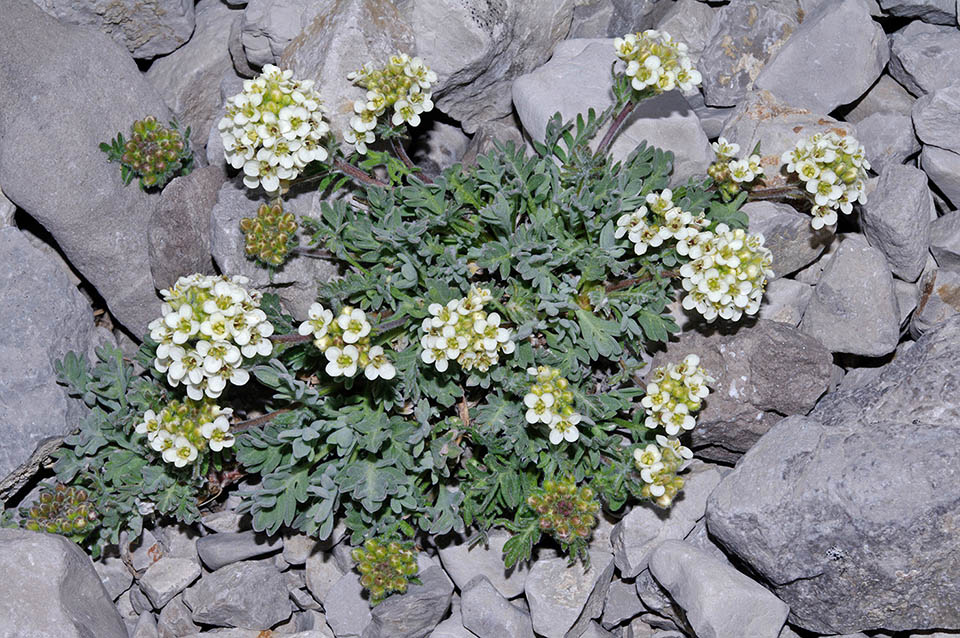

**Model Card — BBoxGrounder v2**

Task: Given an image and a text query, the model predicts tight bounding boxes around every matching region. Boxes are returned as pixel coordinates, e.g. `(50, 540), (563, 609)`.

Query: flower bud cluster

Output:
(149, 274), (273, 400)
(640, 354), (712, 436)
(419, 288), (516, 373)
(527, 477), (600, 549)
(220, 64), (330, 194)
(678, 224), (774, 322)
(135, 398), (235, 468)
(118, 116), (191, 189)
(781, 131), (870, 230)
(613, 30), (702, 94)
(351, 538), (419, 604)
(524, 366), (583, 445)
(615, 189), (706, 256)
(345, 53), (437, 154)
(21, 484), (98, 541)
(240, 202), (298, 267)
(708, 137), (764, 200)
(298, 304), (396, 380)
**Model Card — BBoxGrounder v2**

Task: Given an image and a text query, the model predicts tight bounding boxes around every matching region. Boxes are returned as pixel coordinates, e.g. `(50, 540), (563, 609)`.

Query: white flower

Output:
(201, 416), (235, 452)
(524, 392), (555, 425)
(337, 308), (371, 344)
(634, 443), (663, 470)
(548, 413), (581, 445)
(391, 100), (421, 127)
(325, 345), (360, 377)
(344, 128), (375, 155)
(299, 302), (334, 338)
(364, 345), (396, 380)
(165, 436), (198, 468)
(135, 410), (159, 437)
(656, 435), (693, 460)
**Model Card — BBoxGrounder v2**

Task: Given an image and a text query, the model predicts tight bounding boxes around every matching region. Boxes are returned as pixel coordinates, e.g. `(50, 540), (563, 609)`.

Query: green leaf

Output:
(575, 308), (623, 360)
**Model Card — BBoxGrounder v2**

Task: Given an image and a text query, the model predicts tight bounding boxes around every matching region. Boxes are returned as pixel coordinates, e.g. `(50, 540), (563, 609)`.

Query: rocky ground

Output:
(1, 0), (959, 637)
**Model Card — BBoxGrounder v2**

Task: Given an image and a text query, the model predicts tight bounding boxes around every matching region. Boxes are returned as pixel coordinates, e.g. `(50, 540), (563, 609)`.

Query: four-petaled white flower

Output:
(524, 392), (555, 425)
(364, 345), (396, 381)
(548, 413), (581, 445)
(325, 345), (360, 377)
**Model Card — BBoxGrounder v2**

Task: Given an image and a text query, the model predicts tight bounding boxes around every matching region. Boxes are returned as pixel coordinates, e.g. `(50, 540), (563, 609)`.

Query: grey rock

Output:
(461, 575), (534, 638)
(32, 0), (195, 59)
(0, 1), (172, 336)
(698, 0), (802, 107)
(914, 82), (960, 154)
(911, 268), (960, 336)
(196, 530), (283, 571)
(140, 557), (202, 609)
(0, 187), (14, 227)
(568, 0), (614, 39)
(429, 601), (477, 638)
(154, 523), (201, 563)
(413, 122), (471, 174)
(130, 583), (153, 614)
(857, 112), (920, 172)
(182, 559), (291, 628)
(755, 0), (888, 113)
(635, 568), (688, 629)
(581, 621), (616, 638)
(922, 145), (960, 207)
(601, 579), (644, 629)
(305, 550), (343, 602)
(682, 518), (729, 563)
(291, 587), (322, 611)
(201, 509), (251, 534)
(879, 0), (957, 23)
(323, 571), (372, 638)
(889, 21), (960, 96)
(238, 0), (311, 68)
(744, 201), (831, 276)
(608, 0), (677, 35)
(93, 553), (134, 601)
(525, 550), (615, 638)
(655, 0), (718, 64)
(845, 74), (917, 123)
(758, 277), (813, 326)
(512, 39), (713, 183)
(131, 612), (159, 638)
(228, 10), (257, 78)
(800, 236), (901, 356)
(437, 530), (529, 599)
(284, 533), (322, 565)
(649, 540), (789, 638)
(930, 210), (960, 269)
(683, 89), (736, 139)
(894, 278), (920, 325)
(157, 595), (199, 638)
(0, 529), (127, 638)
(860, 165), (933, 281)
(625, 618), (657, 638)
(362, 566), (454, 638)
(649, 319), (834, 462)
(460, 115), (528, 167)
(611, 462), (723, 577)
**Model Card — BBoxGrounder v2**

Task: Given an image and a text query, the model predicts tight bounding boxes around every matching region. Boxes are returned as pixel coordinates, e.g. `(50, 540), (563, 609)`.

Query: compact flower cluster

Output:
(240, 202), (298, 267)
(345, 53), (437, 154)
(613, 30), (702, 94)
(21, 485), (99, 542)
(149, 274), (273, 400)
(527, 477), (600, 551)
(523, 366), (584, 445)
(298, 304), (395, 380)
(419, 288), (516, 373)
(678, 224), (774, 322)
(615, 189), (707, 256)
(100, 116), (192, 190)
(135, 398), (235, 467)
(220, 64), (330, 194)
(351, 538), (419, 604)
(781, 131), (870, 230)
(708, 138), (765, 201)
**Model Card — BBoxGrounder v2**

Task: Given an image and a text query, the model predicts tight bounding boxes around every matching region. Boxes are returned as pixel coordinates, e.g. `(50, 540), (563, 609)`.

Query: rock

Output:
(362, 566), (454, 638)
(93, 552), (134, 601)
(182, 559), (291, 628)
(758, 278), (813, 326)
(889, 21), (960, 96)
(648, 540), (789, 638)
(525, 550), (615, 638)
(154, 523), (201, 563)
(430, 601), (477, 638)
(32, 0), (195, 59)
(860, 165), (933, 281)
(437, 530), (529, 599)
(305, 550), (343, 602)
(913, 82), (960, 153)
(148, 166), (221, 290)
(580, 621), (616, 638)
(411, 121), (471, 175)
(568, 0), (614, 39)
(625, 618), (657, 638)
(930, 210), (960, 269)
(634, 569), (687, 632)
(157, 594), (199, 638)
(0, 529), (127, 638)
(146, 0), (243, 150)
(284, 533), (322, 565)
(649, 319), (834, 462)
(845, 75), (917, 123)
(0, 187), (15, 227)
(706, 411), (960, 632)
(800, 236), (901, 356)
(140, 557), (202, 609)
(196, 530), (283, 571)
(601, 579), (644, 629)
(323, 571), (373, 638)
(411, 0), (575, 134)
(131, 612), (160, 638)
(238, 0), (307, 67)
(655, 0), (718, 64)
(857, 112), (920, 173)
(512, 39), (712, 182)
(682, 519), (729, 563)
(608, 0), (677, 35)
(201, 509), (251, 534)
(130, 583), (153, 614)
(0, 1), (173, 336)
(697, 0), (801, 107)
(755, 0), (888, 113)
(744, 201), (831, 276)
(0, 227), (102, 481)
(911, 268), (960, 336)
(921, 145), (960, 207)
(895, 278), (920, 325)
(878, 0), (957, 23)
(461, 575), (535, 638)
(460, 116), (528, 167)
(611, 462), (724, 577)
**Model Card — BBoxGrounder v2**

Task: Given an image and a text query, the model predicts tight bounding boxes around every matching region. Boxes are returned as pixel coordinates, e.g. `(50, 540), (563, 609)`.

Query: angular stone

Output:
(634, 569), (687, 632)
(305, 550), (343, 602)
(182, 559), (291, 628)
(412, 121), (471, 175)
(525, 550), (615, 638)
(362, 566), (454, 638)
(649, 541), (789, 638)
(154, 524), (201, 564)
(0, 186), (14, 227)
(922, 145), (960, 207)
(626, 618), (657, 638)
(513, 39), (712, 182)
(894, 278), (920, 326)
(284, 533), (322, 565)
(93, 553), (134, 601)
(860, 165), (933, 281)
(201, 509), (251, 534)
(437, 530), (529, 599)
(461, 575), (535, 638)
(581, 621), (616, 638)
(856, 112), (920, 173)
(601, 579), (644, 629)
(196, 530), (283, 571)
(930, 210), (960, 270)
(889, 21), (960, 96)
(140, 557), (202, 609)
(0, 529), (127, 638)
(323, 571), (372, 637)
(239, 0), (309, 68)
(655, 0), (718, 64)
(913, 82), (960, 154)
(744, 201), (831, 276)
(698, 0), (801, 107)
(157, 594), (199, 638)
(568, 0), (615, 39)
(683, 89), (736, 139)
(460, 116), (528, 168)
(878, 0), (957, 23)
(130, 583), (153, 614)
(911, 267), (960, 336)
(758, 278), (813, 327)
(755, 0), (888, 113)
(800, 236), (900, 356)
(607, 0), (677, 35)
(131, 612), (159, 638)
(845, 75), (917, 123)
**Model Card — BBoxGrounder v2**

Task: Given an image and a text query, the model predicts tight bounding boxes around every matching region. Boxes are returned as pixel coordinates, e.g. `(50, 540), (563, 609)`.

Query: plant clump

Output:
(351, 537), (420, 604)
(240, 201), (299, 267)
(100, 116), (193, 190)
(21, 484), (99, 543)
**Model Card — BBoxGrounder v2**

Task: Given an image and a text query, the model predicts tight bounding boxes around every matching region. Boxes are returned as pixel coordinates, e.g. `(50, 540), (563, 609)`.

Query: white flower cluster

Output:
(149, 274), (273, 400)
(298, 304), (395, 380)
(678, 224), (774, 322)
(523, 366), (584, 445)
(420, 287), (515, 373)
(614, 30), (702, 94)
(135, 399), (235, 468)
(615, 189), (706, 256)
(711, 137), (764, 183)
(219, 64), (330, 194)
(345, 53), (437, 154)
(781, 131), (870, 230)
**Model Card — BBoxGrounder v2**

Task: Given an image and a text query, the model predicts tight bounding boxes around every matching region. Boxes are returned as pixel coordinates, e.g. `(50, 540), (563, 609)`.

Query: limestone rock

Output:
(461, 575), (534, 638)
(239, 0), (311, 69)
(182, 559), (292, 628)
(744, 201), (831, 276)
(921, 145), (960, 208)
(758, 278), (813, 327)
(929, 210), (960, 270)
(856, 112), (920, 173)
(913, 82), (960, 153)
(911, 268), (960, 336)
(889, 21), (960, 96)
(362, 566), (454, 638)
(601, 579), (644, 629)
(844, 74), (917, 123)
(157, 594), (199, 638)
(524, 551), (615, 638)
(322, 571), (372, 638)
(878, 0), (957, 24)
(196, 530), (282, 571)
(139, 557), (202, 609)
(860, 165), (933, 281)
(437, 530), (529, 599)
(655, 0), (718, 65)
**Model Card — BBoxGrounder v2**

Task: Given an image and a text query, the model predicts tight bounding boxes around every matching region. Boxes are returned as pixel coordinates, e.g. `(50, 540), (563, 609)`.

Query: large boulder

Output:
(845, 74), (916, 123)
(182, 559), (292, 628)
(0, 0), (172, 336)
(855, 112), (920, 173)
